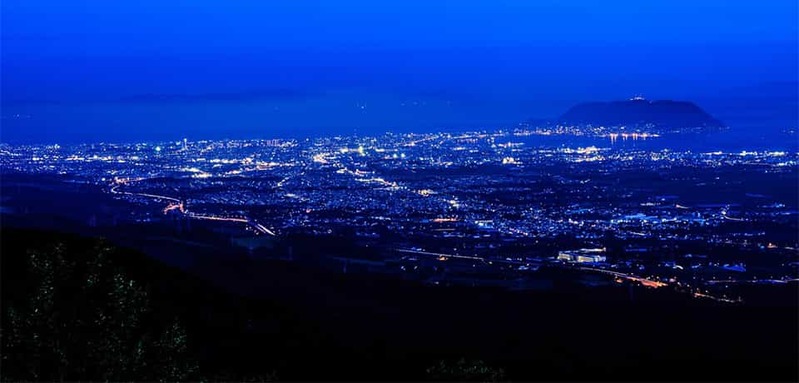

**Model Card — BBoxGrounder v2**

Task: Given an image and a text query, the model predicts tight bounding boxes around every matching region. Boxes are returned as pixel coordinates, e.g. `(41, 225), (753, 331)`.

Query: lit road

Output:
(110, 184), (180, 203)
(578, 266), (668, 288)
(185, 213), (276, 236)
(705, 279), (794, 285)
(396, 248), (486, 262)
(395, 248), (534, 267)
(110, 182), (276, 236)
(721, 212), (745, 221)
(579, 267), (745, 303)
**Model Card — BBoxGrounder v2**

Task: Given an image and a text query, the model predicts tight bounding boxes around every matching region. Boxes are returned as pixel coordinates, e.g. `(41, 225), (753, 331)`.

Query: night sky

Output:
(2, 0), (797, 144)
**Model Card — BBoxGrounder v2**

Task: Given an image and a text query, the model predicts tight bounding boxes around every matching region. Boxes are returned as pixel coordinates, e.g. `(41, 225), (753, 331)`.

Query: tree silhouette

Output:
(426, 358), (506, 382)
(2, 240), (198, 381)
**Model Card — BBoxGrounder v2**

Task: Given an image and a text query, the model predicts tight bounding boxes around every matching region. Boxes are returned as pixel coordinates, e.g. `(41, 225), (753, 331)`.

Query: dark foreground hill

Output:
(2, 228), (797, 381)
(558, 98), (724, 130)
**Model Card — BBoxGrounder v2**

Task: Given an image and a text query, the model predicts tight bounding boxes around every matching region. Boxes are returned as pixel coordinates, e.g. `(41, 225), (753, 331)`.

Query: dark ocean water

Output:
(1, 90), (796, 151)
(0, 91), (527, 145)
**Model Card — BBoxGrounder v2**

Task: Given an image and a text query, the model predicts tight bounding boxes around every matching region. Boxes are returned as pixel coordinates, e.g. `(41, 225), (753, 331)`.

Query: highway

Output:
(185, 213), (276, 236)
(396, 248), (487, 262)
(109, 181), (276, 236)
(395, 248), (539, 267)
(110, 184), (181, 203)
(579, 266), (745, 303)
(399, 249), (677, 290)
(578, 266), (668, 288)
(705, 279), (794, 285)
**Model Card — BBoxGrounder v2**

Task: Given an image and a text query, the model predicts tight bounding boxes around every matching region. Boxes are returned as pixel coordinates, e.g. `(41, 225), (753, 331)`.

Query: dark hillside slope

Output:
(2, 228), (796, 381)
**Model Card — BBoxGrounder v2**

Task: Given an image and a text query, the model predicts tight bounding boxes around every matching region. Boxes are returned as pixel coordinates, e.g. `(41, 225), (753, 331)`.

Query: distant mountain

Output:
(120, 89), (311, 103)
(557, 98), (724, 130)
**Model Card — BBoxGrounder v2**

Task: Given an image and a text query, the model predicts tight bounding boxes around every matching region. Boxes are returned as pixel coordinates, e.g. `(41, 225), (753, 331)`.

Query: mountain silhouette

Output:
(558, 98), (724, 130)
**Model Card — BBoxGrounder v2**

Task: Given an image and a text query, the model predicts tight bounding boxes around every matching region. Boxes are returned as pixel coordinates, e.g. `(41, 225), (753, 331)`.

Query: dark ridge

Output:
(557, 98), (725, 130)
(2, 227), (797, 381)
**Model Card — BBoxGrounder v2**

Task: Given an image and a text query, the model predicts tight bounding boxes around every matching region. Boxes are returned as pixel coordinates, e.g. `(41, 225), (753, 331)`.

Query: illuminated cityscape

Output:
(2, 0), (797, 380)
(2, 128), (797, 304)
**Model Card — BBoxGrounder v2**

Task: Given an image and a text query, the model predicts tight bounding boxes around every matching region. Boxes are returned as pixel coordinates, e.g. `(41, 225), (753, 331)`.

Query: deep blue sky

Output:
(2, 0), (797, 144)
